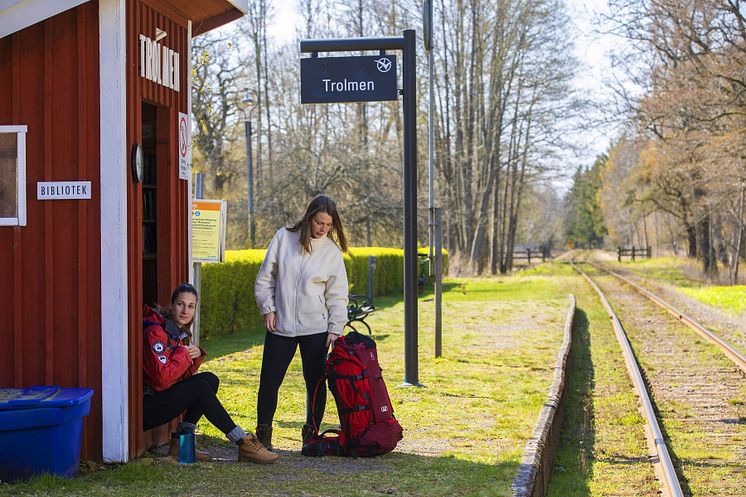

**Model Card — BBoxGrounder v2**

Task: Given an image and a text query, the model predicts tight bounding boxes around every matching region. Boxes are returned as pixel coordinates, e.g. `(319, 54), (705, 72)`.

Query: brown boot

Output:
(168, 437), (212, 462)
(255, 424), (273, 451)
(238, 434), (279, 464)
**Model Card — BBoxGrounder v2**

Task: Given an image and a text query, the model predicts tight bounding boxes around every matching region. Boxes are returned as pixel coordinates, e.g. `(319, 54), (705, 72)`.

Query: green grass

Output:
(2, 275), (573, 497)
(610, 256), (704, 288)
(678, 285), (746, 316)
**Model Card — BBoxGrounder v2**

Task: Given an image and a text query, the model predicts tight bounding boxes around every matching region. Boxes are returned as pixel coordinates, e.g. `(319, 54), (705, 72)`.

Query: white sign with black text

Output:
(37, 181), (92, 200)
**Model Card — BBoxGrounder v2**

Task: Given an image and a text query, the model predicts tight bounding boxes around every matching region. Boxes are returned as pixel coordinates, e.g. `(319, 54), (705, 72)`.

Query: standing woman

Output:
(143, 283), (278, 464)
(254, 195), (349, 450)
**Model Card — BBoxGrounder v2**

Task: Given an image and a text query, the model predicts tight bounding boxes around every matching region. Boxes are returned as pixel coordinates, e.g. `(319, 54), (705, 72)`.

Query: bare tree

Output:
(606, 0), (746, 280)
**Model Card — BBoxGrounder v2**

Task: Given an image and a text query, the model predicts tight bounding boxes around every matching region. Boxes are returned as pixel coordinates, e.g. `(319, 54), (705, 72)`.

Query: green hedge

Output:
(199, 246), (448, 340)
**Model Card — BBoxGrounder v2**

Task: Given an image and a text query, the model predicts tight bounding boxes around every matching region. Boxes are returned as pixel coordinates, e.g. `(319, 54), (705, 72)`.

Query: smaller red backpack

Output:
(302, 332), (403, 457)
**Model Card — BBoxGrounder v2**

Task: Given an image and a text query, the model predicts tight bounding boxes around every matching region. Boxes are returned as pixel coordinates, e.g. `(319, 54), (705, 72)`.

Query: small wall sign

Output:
(37, 181), (92, 200)
(178, 112), (190, 180)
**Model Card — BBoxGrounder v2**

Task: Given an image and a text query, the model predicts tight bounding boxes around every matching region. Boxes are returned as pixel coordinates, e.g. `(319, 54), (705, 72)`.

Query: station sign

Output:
(301, 55), (398, 104)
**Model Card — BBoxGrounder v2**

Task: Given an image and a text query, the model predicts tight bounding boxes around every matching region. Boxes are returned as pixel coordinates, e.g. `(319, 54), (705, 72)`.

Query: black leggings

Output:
(143, 372), (237, 435)
(257, 332), (328, 428)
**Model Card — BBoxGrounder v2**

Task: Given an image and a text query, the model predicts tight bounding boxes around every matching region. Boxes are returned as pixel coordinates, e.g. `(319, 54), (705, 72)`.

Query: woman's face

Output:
(310, 211), (333, 239)
(171, 292), (197, 327)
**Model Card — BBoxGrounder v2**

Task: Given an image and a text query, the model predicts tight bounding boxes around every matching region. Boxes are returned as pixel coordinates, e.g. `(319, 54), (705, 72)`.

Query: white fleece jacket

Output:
(254, 228), (349, 337)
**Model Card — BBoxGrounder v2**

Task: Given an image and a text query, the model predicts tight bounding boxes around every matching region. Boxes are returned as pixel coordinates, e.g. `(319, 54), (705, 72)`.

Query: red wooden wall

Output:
(0, 3), (103, 461)
(126, 0), (191, 457)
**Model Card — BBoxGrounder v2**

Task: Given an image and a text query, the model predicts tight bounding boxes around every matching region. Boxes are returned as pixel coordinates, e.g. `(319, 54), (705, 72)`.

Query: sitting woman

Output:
(143, 283), (278, 464)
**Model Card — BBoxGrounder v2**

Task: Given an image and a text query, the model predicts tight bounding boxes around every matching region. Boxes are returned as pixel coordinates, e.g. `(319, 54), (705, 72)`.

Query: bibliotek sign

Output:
(301, 55), (398, 103)
(37, 181), (91, 200)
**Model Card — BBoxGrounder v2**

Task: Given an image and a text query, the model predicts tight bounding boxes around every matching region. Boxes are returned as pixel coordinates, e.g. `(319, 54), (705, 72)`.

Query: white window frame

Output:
(0, 125), (27, 227)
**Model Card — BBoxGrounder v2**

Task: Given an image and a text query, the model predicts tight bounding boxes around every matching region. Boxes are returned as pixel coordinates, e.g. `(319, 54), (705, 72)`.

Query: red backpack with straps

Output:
(302, 332), (403, 457)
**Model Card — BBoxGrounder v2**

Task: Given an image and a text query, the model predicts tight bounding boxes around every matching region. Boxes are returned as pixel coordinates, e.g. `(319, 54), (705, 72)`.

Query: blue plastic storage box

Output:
(0, 386), (94, 482)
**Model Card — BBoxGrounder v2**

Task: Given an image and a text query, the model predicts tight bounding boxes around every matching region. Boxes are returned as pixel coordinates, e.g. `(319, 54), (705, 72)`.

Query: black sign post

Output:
(301, 31), (421, 387)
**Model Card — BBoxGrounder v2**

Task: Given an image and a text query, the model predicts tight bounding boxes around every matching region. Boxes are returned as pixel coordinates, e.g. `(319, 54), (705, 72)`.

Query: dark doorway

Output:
(142, 102), (158, 307)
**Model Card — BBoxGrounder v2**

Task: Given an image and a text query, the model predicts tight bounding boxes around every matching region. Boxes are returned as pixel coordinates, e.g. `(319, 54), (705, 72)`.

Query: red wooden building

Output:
(0, 0), (245, 462)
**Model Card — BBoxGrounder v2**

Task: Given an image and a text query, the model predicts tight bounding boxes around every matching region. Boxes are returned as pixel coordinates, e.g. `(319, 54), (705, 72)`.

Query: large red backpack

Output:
(302, 332), (403, 457)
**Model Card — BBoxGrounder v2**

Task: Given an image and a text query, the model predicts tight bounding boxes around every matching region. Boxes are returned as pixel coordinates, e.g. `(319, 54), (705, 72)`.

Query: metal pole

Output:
(367, 255), (376, 307)
(402, 29), (419, 386)
(192, 172), (204, 346)
(427, 0), (435, 278)
(434, 207), (442, 358)
(245, 118), (255, 247)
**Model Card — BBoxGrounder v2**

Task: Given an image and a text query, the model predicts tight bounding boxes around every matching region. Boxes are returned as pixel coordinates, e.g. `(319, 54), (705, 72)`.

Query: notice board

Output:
(192, 199), (227, 262)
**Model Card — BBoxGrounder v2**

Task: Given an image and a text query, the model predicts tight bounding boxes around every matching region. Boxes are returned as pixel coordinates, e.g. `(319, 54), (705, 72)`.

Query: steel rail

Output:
(589, 262), (746, 374)
(571, 262), (684, 497)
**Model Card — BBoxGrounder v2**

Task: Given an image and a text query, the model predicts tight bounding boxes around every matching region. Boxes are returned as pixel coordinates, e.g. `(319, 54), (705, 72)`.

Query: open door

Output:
(142, 102), (158, 308)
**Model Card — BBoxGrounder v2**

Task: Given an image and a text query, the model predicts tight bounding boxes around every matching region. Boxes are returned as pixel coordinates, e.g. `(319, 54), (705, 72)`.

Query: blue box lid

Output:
(0, 386), (93, 410)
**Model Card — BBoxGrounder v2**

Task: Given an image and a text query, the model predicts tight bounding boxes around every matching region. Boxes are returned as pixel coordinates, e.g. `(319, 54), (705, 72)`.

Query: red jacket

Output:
(143, 305), (205, 391)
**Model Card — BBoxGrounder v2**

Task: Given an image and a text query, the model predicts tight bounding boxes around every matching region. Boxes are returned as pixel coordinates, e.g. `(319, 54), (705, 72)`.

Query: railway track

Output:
(571, 262), (745, 497)
(588, 261), (746, 374)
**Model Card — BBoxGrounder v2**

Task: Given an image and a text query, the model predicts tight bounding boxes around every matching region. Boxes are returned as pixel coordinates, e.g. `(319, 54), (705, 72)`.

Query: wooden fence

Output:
(617, 246), (652, 262)
(513, 248), (550, 264)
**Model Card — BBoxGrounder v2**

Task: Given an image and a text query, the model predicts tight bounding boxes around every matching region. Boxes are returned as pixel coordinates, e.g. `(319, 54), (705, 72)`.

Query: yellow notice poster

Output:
(192, 200), (226, 262)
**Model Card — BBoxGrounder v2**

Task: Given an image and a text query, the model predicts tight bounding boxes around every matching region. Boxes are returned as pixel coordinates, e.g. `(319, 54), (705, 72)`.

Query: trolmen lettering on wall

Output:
(138, 34), (180, 92)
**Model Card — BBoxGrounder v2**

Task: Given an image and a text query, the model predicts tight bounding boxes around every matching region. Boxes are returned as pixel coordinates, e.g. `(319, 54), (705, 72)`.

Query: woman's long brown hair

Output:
(288, 194), (348, 254)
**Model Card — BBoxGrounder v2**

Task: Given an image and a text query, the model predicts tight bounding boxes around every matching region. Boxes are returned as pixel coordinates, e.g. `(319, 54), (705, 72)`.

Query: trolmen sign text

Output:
(301, 55), (397, 103)
(139, 34), (180, 92)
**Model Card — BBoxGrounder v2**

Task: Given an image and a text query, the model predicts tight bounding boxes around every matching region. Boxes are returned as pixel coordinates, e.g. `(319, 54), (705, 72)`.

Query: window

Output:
(0, 125), (27, 226)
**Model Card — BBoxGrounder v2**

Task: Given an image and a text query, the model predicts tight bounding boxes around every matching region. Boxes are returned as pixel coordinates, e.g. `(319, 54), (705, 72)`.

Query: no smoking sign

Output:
(178, 112), (190, 180)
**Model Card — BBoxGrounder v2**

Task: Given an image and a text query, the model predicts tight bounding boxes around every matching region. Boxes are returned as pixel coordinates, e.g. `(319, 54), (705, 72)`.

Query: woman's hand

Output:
(184, 344), (202, 359)
(264, 311), (277, 332)
(326, 333), (340, 348)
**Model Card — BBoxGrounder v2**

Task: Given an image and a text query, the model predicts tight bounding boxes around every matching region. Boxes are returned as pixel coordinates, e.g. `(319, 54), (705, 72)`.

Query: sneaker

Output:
(168, 437), (212, 462)
(238, 434), (279, 464)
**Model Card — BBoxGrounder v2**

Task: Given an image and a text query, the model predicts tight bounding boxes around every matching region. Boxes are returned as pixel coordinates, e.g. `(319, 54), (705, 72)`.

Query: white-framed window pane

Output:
(0, 132), (18, 219)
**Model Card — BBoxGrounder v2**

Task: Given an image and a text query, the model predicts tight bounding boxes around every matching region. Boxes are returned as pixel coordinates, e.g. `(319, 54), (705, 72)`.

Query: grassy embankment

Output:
(4, 272), (574, 497)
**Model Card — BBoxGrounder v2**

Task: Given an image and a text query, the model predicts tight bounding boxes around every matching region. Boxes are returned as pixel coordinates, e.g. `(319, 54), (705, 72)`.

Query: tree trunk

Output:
(729, 186), (744, 285)
(687, 224), (697, 257)
(698, 215), (716, 279)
